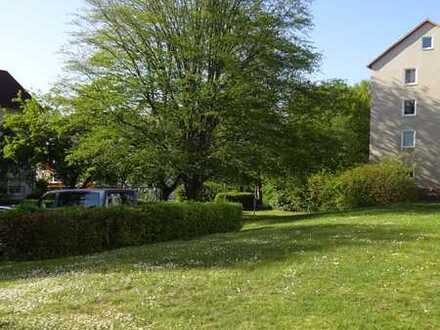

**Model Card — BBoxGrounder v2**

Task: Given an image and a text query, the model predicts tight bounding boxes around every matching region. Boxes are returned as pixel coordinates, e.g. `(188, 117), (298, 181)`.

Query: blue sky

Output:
(1, 1), (440, 92)
(311, 0), (440, 83)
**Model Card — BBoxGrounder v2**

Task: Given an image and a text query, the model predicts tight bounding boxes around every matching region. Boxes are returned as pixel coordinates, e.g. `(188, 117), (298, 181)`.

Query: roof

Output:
(0, 70), (31, 109)
(368, 19), (438, 69)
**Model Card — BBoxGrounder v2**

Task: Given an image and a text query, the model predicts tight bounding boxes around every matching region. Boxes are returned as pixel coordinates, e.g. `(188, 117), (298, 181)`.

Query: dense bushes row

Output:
(0, 202), (242, 260)
(266, 159), (418, 211)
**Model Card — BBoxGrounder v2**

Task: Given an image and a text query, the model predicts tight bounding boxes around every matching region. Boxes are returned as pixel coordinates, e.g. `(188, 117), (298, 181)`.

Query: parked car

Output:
(0, 205), (14, 212)
(39, 189), (138, 209)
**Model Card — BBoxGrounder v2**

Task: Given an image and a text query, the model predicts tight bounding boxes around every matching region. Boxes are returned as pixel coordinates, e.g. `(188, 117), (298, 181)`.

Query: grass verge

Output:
(2, 203), (440, 329)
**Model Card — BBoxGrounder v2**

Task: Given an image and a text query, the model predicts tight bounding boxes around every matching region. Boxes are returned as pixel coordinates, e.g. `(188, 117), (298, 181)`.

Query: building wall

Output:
(370, 22), (440, 190)
(0, 167), (34, 201)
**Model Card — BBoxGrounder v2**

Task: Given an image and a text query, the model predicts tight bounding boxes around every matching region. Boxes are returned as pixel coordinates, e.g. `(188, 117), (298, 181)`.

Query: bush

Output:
(306, 159), (418, 211)
(176, 182), (238, 202)
(215, 192), (256, 210)
(0, 202), (242, 261)
(306, 171), (339, 211)
(263, 178), (307, 212)
(15, 199), (40, 213)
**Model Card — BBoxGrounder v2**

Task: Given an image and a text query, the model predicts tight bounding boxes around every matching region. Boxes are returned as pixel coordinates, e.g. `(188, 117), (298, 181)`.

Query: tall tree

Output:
(280, 79), (371, 180)
(67, 0), (318, 200)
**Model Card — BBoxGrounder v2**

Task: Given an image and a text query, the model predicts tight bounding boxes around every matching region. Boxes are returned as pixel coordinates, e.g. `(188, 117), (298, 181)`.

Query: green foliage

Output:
(215, 192), (256, 211)
(1, 98), (88, 187)
(176, 182), (238, 202)
(306, 172), (340, 211)
(14, 200), (41, 214)
(64, 0), (318, 200)
(0, 202), (242, 260)
(263, 80), (372, 211)
(278, 80), (371, 181)
(306, 159), (418, 211)
(262, 179), (306, 212)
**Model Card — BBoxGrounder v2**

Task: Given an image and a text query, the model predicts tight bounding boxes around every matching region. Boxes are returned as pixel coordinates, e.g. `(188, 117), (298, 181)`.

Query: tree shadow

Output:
(243, 203), (440, 225)
(1, 210), (435, 281)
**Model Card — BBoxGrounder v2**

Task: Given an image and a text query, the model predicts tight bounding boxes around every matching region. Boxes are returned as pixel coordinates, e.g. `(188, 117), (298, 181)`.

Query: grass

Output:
(2, 204), (440, 329)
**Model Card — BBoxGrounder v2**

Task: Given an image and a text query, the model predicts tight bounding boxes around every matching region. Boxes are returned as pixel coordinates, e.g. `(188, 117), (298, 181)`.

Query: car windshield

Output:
(58, 192), (101, 207)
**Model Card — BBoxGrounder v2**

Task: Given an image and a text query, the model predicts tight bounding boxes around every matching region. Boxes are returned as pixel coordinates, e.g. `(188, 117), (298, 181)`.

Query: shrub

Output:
(0, 202), (242, 260)
(263, 178), (307, 212)
(336, 159), (417, 208)
(15, 199), (40, 213)
(176, 182), (238, 202)
(306, 159), (418, 211)
(306, 172), (339, 211)
(215, 192), (256, 210)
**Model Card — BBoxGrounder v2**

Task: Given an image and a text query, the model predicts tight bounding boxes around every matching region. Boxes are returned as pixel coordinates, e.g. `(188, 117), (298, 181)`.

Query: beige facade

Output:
(369, 20), (440, 190)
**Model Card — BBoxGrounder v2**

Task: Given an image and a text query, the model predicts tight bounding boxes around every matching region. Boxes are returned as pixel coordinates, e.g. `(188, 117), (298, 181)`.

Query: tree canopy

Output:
(64, 0), (319, 199)
(0, 1), (372, 202)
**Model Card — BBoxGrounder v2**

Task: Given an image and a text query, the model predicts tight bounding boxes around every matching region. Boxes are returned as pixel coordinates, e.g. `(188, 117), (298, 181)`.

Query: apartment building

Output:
(369, 19), (440, 192)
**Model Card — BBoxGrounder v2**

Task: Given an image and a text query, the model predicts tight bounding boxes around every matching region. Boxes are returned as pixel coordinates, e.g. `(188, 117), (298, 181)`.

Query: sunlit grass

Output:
(2, 204), (440, 329)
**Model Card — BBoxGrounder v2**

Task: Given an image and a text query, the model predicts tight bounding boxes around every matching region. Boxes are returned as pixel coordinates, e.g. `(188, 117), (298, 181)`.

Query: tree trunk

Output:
(255, 178), (263, 209)
(160, 186), (175, 201)
(158, 177), (181, 201)
(183, 175), (205, 201)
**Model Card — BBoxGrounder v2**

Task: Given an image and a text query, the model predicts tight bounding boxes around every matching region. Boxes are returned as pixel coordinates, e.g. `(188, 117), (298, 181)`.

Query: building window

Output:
(404, 68), (417, 85)
(401, 129), (416, 149)
(402, 99), (417, 117)
(422, 36), (433, 50)
(8, 185), (23, 195)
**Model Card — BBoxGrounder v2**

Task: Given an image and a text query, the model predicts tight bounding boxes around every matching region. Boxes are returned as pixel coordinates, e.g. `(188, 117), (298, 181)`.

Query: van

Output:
(39, 189), (137, 209)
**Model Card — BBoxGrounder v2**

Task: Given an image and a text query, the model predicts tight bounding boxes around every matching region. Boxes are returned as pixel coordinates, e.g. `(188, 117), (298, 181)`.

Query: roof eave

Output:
(367, 19), (438, 69)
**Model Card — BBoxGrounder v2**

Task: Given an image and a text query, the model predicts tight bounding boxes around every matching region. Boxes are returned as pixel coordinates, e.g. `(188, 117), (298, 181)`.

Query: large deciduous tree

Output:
(67, 0), (318, 200)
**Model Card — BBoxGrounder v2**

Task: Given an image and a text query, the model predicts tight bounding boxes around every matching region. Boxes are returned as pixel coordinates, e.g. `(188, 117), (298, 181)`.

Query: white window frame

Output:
(402, 99), (417, 117)
(422, 36), (434, 50)
(7, 185), (23, 195)
(404, 68), (418, 85)
(401, 129), (416, 149)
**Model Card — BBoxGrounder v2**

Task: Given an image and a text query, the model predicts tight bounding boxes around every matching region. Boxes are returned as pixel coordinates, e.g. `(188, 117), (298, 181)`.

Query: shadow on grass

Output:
(243, 203), (440, 225)
(2, 209), (437, 281)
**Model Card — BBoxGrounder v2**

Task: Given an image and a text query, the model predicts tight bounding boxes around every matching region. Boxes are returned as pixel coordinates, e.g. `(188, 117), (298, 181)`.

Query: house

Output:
(0, 70), (33, 201)
(368, 19), (440, 194)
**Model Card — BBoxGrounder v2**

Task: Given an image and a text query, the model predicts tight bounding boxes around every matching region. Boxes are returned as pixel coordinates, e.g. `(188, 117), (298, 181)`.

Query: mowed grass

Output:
(2, 205), (440, 329)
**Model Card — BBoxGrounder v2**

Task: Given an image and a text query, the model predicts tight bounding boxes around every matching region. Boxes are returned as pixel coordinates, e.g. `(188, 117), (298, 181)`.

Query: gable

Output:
(368, 20), (438, 70)
(0, 70), (31, 110)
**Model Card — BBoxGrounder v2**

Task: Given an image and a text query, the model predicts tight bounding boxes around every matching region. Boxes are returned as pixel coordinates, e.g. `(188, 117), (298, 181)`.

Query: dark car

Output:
(39, 189), (138, 209)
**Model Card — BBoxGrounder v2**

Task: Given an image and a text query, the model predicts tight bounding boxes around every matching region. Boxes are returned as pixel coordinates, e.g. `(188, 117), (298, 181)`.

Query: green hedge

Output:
(307, 159), (418, 211)
(0, 202), (242, 261)
(215, 192), (256, 210)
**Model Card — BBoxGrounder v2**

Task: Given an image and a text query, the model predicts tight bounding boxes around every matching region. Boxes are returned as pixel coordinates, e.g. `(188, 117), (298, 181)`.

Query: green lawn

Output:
(2, 204), (440, 329)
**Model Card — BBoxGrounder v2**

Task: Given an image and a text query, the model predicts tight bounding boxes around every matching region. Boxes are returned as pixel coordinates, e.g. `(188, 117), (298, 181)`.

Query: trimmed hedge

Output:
(0, 202), (242, 261)
(215, 192), (256, 210)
